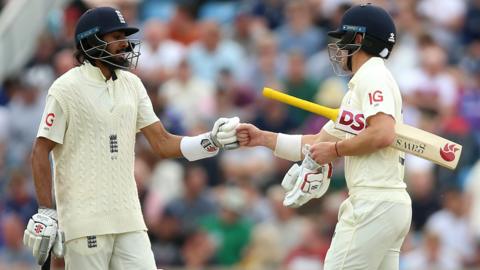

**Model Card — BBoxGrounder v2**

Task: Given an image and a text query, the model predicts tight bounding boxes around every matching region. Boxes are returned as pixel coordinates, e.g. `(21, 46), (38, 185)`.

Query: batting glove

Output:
(282, 145), (333, 208)
(23, 208), (65, 265)
(210, 117), (240, 150)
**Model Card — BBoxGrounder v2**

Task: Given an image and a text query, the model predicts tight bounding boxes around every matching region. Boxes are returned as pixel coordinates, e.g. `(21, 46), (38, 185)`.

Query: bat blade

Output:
(394, 124), (462, 170)
(263, 87), (463, 170)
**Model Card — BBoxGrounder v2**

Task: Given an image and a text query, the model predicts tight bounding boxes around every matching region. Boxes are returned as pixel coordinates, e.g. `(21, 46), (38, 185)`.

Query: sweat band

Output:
(274, 133), (302, 161)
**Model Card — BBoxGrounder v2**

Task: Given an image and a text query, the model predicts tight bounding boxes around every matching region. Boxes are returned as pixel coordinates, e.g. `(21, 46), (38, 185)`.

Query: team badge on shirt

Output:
(110, 134), (119, 160)
(44, 113), (55, 130)
(368, 90), (383, 106)
(45, 113), (55, 126)
(87, 236), (97, 248)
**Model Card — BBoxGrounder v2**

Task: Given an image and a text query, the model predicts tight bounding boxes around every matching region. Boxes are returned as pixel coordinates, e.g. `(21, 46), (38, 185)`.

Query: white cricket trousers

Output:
(324, 190), (412, 270)
(64, 230), (156, 270)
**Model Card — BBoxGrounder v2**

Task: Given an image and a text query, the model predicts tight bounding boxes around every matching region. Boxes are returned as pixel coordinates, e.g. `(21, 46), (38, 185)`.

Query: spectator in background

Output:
(2, 170), (37, 225)
(181, 229), (216, 269)
(283, 219), (330, 270)
(200, 187), (252, 266)
(52, 48), (76, 77)
(137, 19), (185, 87)
(425, 188), (476, 266)
(306, 3), (352, 84)
(231, 11), (264, 57)
(151, 209), (183, 267)
(187, 20), (246, 82)
(385, 0), (422, 84)
(220, 146), (276, 196)
(133, 156), (154, 224)
(1, 0), (480, 269)
(0, 102), (8, 193)
(283, 50), (319, 128)
(401, 230), (461, 270)
(249, 0), (285, 30)
(459, 41), (480, 145)
(6, 78), (44, 168)
(243, 33), (286, 94)
(169, 4), (200, 46)
(0, 214), (36, 270)
(23, 33), (57, 93)
(407, 159), (441, 232)
(275, 0), (325, 58)
(416, 0), (466, 58)
(164, 165), (217, 237)
(400, 42), (458, 126)
(252, 98), (298, 134)
(465, 160), (480, 242)
(159, 58), (217, 131)
(241, 186), (308, 270)
(462, 0), (480, 43)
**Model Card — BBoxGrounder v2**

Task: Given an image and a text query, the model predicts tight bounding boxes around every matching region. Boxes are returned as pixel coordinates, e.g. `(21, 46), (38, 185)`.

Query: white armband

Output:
(274, 133), (302, 161)
(180, 132), (219, 161)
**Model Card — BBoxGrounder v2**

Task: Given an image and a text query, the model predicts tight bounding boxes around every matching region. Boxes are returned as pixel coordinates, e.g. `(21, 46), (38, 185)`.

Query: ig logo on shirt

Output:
(368, 90), (384, 106)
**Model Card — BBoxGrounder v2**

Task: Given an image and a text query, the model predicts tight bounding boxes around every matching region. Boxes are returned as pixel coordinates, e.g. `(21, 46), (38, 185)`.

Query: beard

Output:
(104, 54), (130, 70)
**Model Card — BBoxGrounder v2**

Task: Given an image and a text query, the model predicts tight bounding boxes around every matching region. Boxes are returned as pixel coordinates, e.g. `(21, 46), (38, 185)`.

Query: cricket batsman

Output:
(237, 4), (412, 269)
(23, 7), (239, 270)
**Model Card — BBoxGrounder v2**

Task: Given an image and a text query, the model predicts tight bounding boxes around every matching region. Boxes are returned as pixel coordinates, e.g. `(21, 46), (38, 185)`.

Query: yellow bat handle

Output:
(262, 87), (340, 121)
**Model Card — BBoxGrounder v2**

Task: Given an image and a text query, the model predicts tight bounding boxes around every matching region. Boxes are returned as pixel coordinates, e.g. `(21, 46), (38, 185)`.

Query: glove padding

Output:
(282, 145), (333, 208)
(210, 117), (240, 150)
(23, 208), (65, 265)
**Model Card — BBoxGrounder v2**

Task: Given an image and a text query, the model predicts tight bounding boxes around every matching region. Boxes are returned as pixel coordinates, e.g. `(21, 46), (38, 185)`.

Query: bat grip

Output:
(42, 253), (51, 270)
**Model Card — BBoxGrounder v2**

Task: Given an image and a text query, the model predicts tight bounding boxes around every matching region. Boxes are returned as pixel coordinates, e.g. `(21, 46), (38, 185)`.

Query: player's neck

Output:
(95, 60), (114, 80)
(351, 52), (371, 74)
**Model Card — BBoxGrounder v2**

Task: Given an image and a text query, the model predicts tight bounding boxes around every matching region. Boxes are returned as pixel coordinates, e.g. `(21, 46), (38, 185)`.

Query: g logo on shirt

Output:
(45, 113), (55, 127)
(368, 90), (383, 105)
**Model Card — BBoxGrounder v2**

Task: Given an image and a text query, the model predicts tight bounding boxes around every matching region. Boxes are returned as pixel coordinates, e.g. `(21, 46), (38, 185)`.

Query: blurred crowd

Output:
(1, 0), (480, 269)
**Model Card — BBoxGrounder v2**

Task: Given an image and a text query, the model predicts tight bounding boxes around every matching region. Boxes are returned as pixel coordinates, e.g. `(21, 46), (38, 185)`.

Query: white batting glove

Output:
(52, 230), (65, 258)
(281, 163), (301, 191)
(23, 208), (64, 265)
(210, 117), (240, 150)
(283, 145), (333, 208)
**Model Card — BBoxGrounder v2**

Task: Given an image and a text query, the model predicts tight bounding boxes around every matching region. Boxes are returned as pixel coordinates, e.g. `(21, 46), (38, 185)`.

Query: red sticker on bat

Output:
(439, 143), (459, 162)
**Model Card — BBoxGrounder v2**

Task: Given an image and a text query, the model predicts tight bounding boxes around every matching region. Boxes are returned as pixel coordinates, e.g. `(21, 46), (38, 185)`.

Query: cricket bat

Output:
(263, 87), (462, 170)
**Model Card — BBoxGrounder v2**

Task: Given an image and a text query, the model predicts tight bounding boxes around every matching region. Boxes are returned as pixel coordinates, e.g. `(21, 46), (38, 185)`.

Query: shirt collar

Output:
(80, 62), (108, 82)
(348, 57), (385, 89)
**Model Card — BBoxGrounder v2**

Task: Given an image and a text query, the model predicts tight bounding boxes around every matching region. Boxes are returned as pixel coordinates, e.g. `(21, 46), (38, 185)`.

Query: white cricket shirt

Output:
(324, 57), (408, 199)
(37, 62), (159, 241)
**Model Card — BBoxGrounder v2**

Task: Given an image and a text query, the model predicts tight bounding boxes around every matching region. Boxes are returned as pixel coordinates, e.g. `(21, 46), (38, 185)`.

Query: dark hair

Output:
(73, 38), (98, 66)
(74, 46), (87, 65)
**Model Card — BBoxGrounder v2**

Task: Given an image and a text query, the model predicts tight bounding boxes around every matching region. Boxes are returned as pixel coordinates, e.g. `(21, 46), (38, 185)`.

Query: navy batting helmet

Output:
(326, 3), (396, 75)
(328, 3), (396, 58)
(74, 7), (140, 69)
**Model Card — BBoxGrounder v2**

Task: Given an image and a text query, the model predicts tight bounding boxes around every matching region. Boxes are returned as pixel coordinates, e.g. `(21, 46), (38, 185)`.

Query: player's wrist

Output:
(261, 131), (276, 149)
(38, 207), (57, 220)
(334, 141), (342, 157)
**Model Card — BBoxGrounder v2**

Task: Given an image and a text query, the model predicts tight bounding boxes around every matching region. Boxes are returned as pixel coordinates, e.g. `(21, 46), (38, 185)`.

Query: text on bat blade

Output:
(396, 137), (426, 154)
